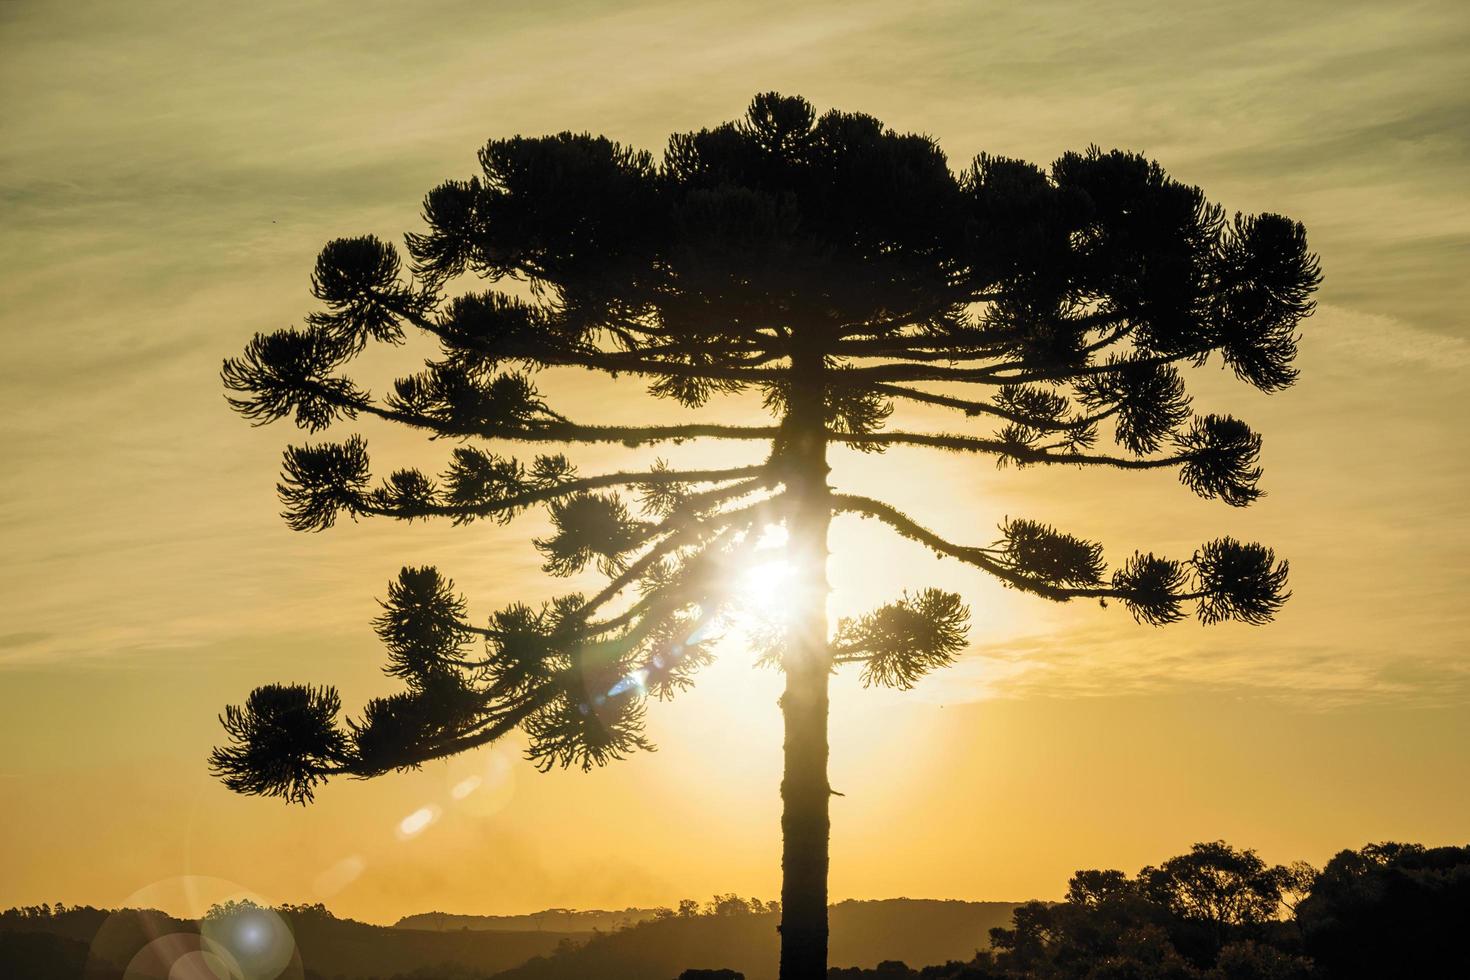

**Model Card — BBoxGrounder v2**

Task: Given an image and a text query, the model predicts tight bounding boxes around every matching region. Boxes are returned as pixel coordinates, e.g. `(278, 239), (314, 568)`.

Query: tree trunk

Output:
(778, 343), (832, 980)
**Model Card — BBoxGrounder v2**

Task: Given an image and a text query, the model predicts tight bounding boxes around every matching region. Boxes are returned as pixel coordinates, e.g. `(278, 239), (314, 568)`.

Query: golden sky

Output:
(1, 0), (1467, 923)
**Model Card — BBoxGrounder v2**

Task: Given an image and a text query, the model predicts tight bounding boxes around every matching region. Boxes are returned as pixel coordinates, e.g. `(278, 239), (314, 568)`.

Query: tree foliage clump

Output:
(826, 841), (1470, 980)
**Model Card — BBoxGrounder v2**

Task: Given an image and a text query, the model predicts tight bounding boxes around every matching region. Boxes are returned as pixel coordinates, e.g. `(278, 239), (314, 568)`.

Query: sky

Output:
(1, 0), (1467, 924)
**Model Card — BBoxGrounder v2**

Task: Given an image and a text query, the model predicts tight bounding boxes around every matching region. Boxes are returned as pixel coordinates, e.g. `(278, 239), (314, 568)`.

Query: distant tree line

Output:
(0, 903), (89, 921)
(656, 896), (781, 919)
(205, 898), (338, 921)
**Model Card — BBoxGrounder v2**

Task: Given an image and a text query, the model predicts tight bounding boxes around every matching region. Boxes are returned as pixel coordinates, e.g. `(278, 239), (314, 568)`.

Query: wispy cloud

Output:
(923, 627), (1470, 711)
(1312, 305), (1470, 370)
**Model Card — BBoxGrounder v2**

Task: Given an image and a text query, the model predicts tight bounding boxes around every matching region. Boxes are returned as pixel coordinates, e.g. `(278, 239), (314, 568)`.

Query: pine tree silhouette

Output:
(211, 93), (1320, 980)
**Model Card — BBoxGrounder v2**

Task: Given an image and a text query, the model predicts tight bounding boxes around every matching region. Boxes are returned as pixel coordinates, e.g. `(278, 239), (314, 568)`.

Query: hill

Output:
(0, 930), (90, 980)
(0, 904), (582, 979)
(491, 900), (1021, 980)
(829, 900), (1023, 967)
(284, 909), (582, 979)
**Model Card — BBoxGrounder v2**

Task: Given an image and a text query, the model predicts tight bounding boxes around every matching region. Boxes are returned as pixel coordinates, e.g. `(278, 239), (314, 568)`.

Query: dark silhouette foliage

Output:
(816, 841), (1468, 980)
(982, 843), (1306, 977)
(0, 930), (88, 980)
(212, 93), (1319, 978)
(1296, 842), (1470, 979)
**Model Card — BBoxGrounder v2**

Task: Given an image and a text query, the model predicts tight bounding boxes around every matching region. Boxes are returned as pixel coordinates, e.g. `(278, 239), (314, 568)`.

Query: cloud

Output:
(1311, 304), (1470, 370)
(1, 0), (1465, 685)
(0, 631), (52, 651)
(921, 624), (1470, 711)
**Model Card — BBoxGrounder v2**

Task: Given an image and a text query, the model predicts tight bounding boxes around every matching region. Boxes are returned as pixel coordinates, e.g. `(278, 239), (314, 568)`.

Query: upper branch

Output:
(389, 294), (788, 383)
(363, 463), (769, 523)
(838, 348), (1205, 386)
(871, 382), (1118, 432)
(831, 430), (1175, 468)
(315, 374), (779, 446)
(832, 413), (1264, 507)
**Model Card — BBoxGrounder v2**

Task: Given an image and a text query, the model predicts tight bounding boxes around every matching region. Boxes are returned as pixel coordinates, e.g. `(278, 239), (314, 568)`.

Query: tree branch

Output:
(832, 430), (1185, 468)
(347, 689), (555, 776)
(842, 348), (1204, 386)
(571, 493), (776, 621)
(870, 382), (1119, 431)
(389, 297), (787, 382)
(829, 493), (1130, 602)
(319, 382), (779, 445)
(364, 464), (769, 522)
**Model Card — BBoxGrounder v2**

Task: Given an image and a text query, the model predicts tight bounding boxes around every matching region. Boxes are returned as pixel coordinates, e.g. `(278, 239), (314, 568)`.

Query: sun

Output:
(735, 523), (797, 617)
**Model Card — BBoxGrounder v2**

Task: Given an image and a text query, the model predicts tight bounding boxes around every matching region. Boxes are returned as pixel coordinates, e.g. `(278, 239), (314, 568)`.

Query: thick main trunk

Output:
(778, 346), (832, 980)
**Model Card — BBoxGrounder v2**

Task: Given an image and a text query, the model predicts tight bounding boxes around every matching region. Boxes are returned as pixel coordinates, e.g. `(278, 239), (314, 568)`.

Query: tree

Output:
(987, 843), (1312, 979)
(1296, 842), (1470, 978)
(210, 93), (1320, 979)
(1272, 861), (1317, 917)
(1138, 842), (1286, 961)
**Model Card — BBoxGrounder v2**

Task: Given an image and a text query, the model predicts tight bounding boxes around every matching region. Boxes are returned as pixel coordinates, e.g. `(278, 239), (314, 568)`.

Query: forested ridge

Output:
(4, 840), (1465, 979)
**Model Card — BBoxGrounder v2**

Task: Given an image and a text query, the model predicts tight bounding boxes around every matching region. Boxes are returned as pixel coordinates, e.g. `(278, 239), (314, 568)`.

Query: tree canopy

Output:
(210, 92), (1320, 979)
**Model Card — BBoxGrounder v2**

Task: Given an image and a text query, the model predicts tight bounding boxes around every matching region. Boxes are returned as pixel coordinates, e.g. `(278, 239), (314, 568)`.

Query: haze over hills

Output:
(395, 908), (662, 933)
(495, 900), (1022, 980)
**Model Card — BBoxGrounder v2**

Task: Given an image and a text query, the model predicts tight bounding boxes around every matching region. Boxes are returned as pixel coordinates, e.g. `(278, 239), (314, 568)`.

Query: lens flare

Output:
(121, 934), (244, 980)
(450, 775), (482, 800)
(445, 749), (516, 818)
(397, 804), (440, 838)
(90, 876), (302, 980)
(199, 904), (297, 980)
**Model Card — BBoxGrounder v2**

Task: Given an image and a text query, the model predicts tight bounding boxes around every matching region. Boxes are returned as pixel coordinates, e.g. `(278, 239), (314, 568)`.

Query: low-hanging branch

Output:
(829, 492), (1119, 601)
(353, 689), (557, 777)
(830, 491), (1288, 629)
